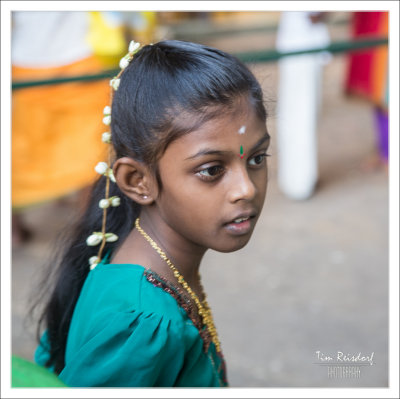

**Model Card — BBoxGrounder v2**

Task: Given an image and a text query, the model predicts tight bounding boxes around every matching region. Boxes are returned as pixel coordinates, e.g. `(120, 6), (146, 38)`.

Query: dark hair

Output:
(36, 40), (267, 373)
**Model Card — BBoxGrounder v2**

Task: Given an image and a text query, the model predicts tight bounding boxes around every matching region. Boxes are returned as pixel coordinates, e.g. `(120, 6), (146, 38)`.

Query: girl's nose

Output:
(228, 167), (257, 203)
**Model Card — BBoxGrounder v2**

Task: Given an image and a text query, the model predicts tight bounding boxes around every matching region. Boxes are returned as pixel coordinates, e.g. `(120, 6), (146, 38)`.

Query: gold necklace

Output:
(135, 217), (221, 353)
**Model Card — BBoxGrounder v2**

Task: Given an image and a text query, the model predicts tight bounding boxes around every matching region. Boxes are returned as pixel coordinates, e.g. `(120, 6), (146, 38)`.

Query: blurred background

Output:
(11, 11), (389, 387)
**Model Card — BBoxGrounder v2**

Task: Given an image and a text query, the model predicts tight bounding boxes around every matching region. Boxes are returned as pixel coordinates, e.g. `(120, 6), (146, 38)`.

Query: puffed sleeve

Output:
(59, 309), (186, 387)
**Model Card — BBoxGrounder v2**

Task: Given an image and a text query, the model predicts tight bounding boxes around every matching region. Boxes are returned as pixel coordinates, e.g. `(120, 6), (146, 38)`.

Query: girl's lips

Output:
(224, 217), (253, 235)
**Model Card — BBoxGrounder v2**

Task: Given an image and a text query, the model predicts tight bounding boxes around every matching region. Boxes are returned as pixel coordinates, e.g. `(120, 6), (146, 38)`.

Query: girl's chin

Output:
(211, 235), (253, 254)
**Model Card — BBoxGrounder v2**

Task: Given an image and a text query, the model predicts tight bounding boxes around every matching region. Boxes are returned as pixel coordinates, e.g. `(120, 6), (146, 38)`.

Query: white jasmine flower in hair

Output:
(103, 105), (111, 115)
(95, 162), (109, 175)
(110, 196), (121, 207)
(119, 55), (131, 70)
(89, 256), (100, 265)
(108, 169), (116, 183)
(86, 233), (103, 246)
(89, 256), (101, 269)
(105, 233), (118, 242)
(99, 199), (110, 209)
(103, 115), (111, 125)
(119, 41), (140, 70)
(110, 77), (120, 91)
(102, 132), (112, 144)
(128, 40), (140, 54)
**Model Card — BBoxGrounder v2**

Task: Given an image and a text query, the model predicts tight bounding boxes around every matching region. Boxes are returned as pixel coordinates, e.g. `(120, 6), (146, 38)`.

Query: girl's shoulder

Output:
(35, 261), (226, 387)
(52, 262), (209, 386)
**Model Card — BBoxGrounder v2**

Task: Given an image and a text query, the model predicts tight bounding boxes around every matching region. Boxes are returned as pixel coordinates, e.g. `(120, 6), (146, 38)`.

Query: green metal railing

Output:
(235, 37), (388, 64)
(11, 37), (388, 90)
(170, 17), (350, 41)
(12, 69), (120, 90)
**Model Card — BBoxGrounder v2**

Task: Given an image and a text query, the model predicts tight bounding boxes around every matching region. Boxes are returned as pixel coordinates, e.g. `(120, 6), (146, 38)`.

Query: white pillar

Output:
(276, 12), (330, 200)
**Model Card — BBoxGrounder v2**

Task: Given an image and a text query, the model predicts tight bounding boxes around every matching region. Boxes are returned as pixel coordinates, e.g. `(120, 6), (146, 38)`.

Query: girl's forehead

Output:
(167, 108), (267, 154)
(171, 95), (256, 133)
(191, 106), (263, 138)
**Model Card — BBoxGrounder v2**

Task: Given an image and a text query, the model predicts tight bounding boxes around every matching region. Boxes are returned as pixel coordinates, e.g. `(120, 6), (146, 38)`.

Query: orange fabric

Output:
(345, 12), (388, 109)
(12, 56), (110, 208)
(370, 12), (388, 105)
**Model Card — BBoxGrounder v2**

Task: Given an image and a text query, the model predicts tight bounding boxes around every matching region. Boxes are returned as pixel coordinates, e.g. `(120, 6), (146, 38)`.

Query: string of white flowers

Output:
(87, 40), (141, 270)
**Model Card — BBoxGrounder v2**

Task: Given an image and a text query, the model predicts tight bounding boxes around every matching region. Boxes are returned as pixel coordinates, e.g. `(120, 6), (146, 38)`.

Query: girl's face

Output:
(154, 104), (269, 254)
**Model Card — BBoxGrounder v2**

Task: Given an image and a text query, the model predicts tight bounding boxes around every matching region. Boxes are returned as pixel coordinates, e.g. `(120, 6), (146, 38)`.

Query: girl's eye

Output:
(196, 165), (225, 181)
(248, 152), (269, 166)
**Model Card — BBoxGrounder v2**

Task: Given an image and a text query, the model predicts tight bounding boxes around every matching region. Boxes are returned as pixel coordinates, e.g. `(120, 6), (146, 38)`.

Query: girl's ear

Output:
(113, 157), (157, 205)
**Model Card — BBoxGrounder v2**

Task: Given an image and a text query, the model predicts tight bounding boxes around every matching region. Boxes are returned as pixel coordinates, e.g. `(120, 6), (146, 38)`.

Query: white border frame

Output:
(2, 1), (399, 398)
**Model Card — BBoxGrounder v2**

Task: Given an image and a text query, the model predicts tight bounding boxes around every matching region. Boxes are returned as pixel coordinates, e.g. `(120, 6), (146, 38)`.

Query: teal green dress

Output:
(35, 259), (228, 387)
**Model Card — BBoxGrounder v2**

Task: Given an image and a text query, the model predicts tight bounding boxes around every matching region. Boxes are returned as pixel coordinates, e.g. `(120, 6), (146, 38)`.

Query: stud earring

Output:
(142, 195), (148, 199)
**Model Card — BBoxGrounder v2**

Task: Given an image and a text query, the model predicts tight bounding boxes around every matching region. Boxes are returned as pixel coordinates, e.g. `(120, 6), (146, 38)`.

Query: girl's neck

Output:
(111, 209), (207, 298)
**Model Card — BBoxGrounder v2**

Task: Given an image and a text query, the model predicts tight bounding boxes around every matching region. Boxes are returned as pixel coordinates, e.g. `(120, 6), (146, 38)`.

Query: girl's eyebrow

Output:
(185, 132), (270, 161)
(250, 132), (270, 152)
(185, 149), (229, 160)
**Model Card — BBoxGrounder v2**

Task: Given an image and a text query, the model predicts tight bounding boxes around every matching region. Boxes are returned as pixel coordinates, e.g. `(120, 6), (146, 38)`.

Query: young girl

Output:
(34, 39), (270, 387)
